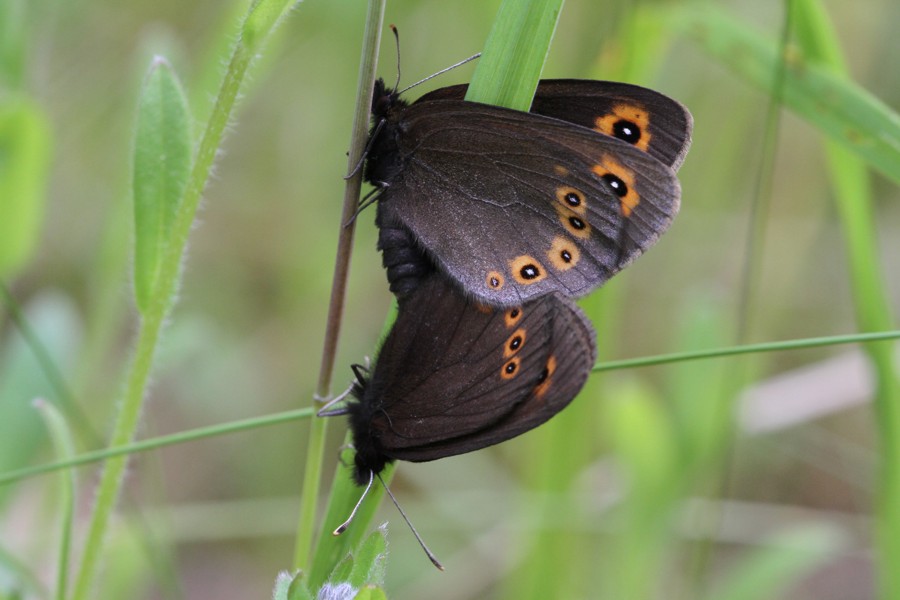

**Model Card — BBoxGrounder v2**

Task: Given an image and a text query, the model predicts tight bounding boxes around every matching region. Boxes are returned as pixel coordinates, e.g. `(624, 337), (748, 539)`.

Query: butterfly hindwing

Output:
(347, 274), (596, 481)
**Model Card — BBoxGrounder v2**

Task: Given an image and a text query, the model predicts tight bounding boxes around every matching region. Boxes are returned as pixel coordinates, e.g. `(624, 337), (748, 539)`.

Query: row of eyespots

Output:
(483, 160), (638, 294)
(483, 190), (588, 293)
(593, 102), (652, 153)
(500, 307), (526, 380)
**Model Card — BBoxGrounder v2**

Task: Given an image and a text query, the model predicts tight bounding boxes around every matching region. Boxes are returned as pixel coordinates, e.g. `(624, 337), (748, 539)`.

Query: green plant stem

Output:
(0, 407), (314, 486)
(4, 328), (893, 489)
(292, 0), (387, 573)
(593, 330), (900, 372)
(70, 312), (163, 600)
(70, 3), (293, 597)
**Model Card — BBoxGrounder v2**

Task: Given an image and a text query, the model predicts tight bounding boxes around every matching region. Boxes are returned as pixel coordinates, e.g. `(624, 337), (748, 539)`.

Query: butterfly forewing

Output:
(377, 102), (681, 306)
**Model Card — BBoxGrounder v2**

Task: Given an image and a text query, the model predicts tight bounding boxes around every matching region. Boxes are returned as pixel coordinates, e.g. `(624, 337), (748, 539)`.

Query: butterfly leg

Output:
(316, 383), (356, 417)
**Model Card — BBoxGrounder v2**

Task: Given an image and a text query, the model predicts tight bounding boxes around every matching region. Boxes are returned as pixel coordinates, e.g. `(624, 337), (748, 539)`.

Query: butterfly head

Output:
(366, 80), (407, 187)
(371, 78), (408, 122)
(347, 367), (393, 485)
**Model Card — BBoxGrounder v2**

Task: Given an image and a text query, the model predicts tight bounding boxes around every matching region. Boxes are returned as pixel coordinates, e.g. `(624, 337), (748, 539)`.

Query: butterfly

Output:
(341, 271), (597, 486)
(365, 79), (692, 306)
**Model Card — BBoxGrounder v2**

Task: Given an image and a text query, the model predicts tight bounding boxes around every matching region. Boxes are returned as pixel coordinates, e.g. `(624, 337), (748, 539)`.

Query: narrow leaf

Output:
(466, 0), (564, 109)
(132, 57), (192, 313)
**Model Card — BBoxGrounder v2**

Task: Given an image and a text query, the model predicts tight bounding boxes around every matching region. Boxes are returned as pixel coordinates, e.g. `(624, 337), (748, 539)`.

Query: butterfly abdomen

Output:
(376, 210), (435, 298)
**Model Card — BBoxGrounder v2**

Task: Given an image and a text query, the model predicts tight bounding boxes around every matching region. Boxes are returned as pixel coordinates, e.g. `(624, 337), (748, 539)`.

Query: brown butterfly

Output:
(365, 79), (692, 305)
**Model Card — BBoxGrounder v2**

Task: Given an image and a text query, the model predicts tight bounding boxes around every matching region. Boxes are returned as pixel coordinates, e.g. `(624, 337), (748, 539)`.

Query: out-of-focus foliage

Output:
(0, 0), (897, 598)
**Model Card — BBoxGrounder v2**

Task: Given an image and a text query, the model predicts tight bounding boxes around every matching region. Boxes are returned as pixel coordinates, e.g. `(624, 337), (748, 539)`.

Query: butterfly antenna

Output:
(396, 53), (481, 96)
(377, 473), (444, 570)
(333, 470), (374, 535)
(390, 24), (402, 92)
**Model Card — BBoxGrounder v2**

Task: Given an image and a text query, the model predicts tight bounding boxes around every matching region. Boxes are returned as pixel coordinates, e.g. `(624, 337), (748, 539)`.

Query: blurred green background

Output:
(1, 0), (898, 598)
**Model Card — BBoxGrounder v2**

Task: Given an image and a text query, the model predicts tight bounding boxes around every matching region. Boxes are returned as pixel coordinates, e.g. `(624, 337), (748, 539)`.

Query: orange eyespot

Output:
(594, 103), (652, 153)
(591, 155), (640, 217)
(554, 203), (592, 239)
(555, 186), (587, 216)
(547, 236), (580, 271)
(504, 307), (523, 328)
(504, 328), (527, 358)
(486, 270), (505, 291)
(509, 255), (547, 285)
(501, 357), (521, 380)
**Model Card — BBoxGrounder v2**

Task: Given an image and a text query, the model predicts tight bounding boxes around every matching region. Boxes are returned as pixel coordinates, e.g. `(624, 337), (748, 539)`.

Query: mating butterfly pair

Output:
(335, 78), (692, 486)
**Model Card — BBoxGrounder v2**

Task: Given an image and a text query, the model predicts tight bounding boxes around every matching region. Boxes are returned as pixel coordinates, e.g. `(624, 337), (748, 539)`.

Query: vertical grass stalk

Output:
(292, 0), (387, 575)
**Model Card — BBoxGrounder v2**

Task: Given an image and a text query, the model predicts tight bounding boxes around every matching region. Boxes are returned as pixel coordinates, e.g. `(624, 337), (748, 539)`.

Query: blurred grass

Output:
(0, 0), (897, 599)
(787, 2), (900, 599)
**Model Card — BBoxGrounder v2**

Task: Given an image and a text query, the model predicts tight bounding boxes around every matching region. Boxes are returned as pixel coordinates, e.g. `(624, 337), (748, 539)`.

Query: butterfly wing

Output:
(377, 100), (681, 306)
(355, 274), (596, 465)
(416, 79), (693, 170)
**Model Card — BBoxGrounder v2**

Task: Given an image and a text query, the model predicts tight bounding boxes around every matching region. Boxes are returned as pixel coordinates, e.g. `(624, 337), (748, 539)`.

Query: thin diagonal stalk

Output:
(593, 330), (900, 372)
(0, 407), (314, 486)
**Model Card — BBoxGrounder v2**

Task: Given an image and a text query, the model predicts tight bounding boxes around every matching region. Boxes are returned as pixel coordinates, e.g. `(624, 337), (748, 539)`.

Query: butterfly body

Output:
(346, 272), (596, 485)
(365, 78), (692, 306)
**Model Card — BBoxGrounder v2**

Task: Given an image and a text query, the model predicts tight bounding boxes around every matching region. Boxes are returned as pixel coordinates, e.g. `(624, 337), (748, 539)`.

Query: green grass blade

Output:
(132, 57), (192, 314)
(466, 0), (564, 109)
(677, 5), (900, 186)
(310, 526), (387, 598)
